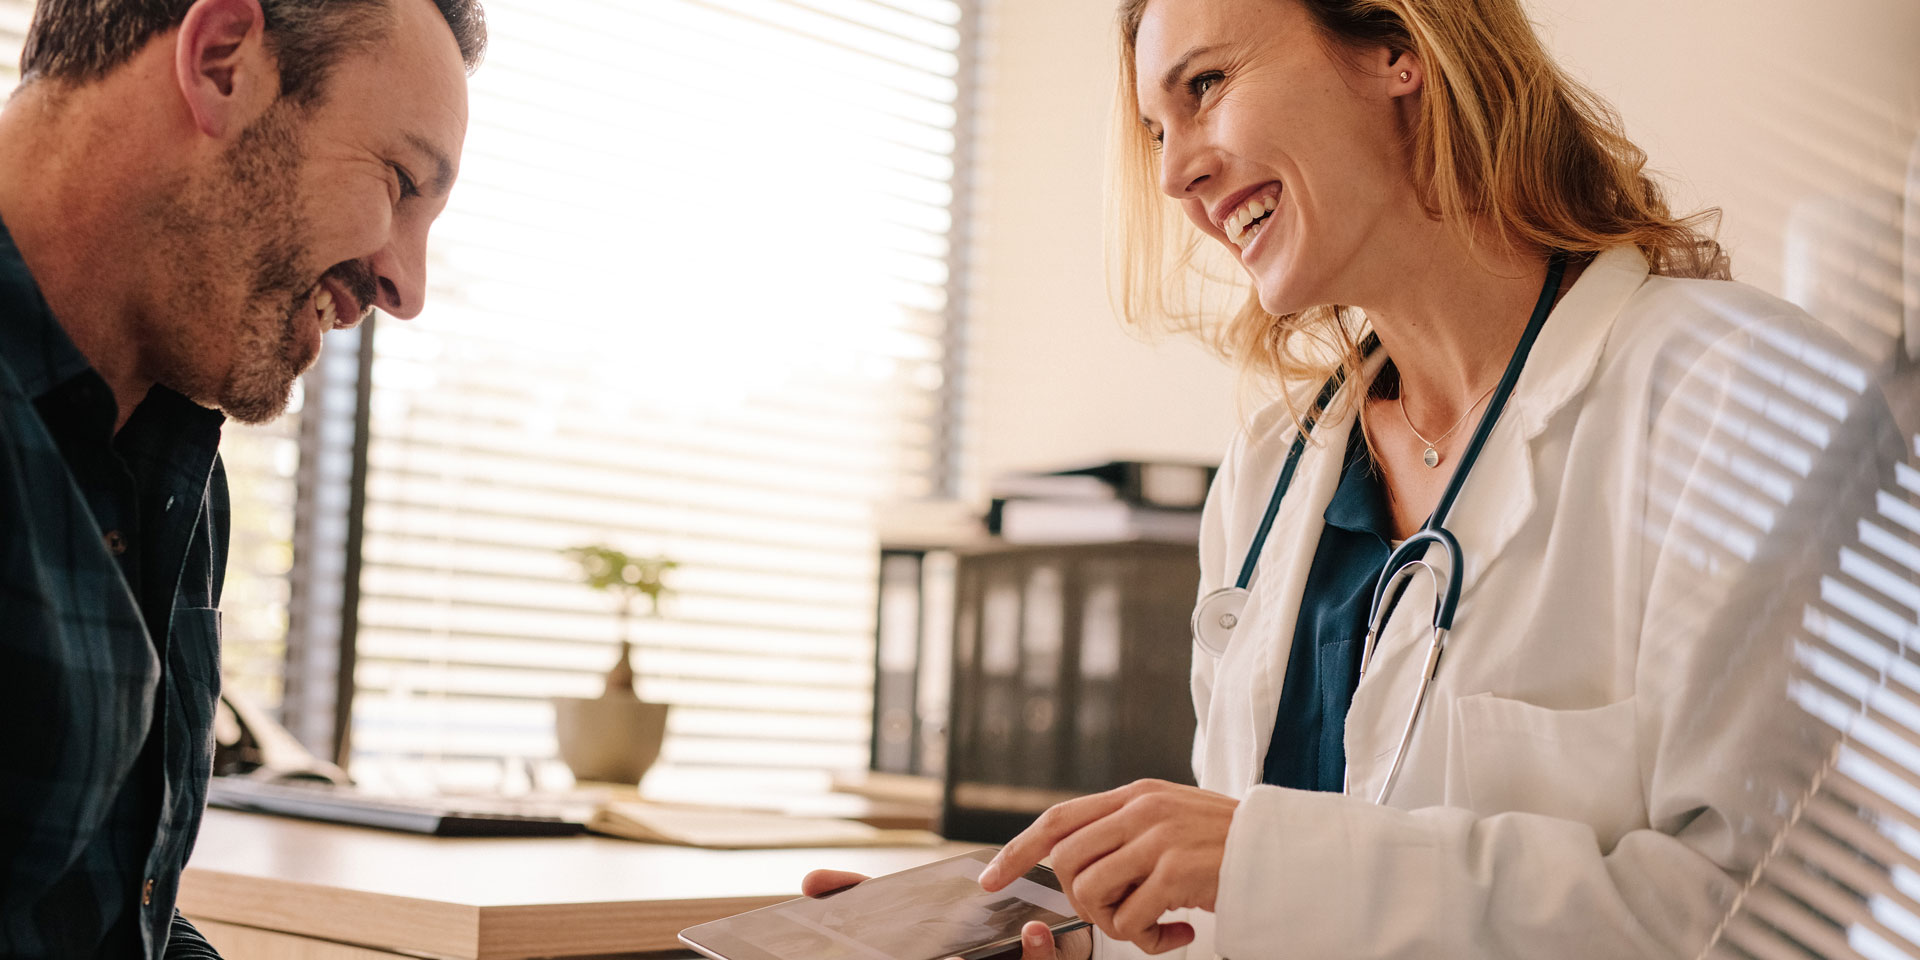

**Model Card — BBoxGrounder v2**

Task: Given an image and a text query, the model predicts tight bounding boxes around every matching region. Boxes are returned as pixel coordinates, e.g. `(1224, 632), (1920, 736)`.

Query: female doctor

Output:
(807, 0), (1887, 955)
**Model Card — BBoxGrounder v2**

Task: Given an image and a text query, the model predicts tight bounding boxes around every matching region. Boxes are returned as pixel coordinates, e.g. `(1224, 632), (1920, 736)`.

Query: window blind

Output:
(1, 2), (28, 90)
(1705, 466), (1920, 960)
(346, 0), (971, 792)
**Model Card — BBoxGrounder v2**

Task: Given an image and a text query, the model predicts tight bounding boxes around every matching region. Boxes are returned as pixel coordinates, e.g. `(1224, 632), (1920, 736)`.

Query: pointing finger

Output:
(981, 788), (1135, 890)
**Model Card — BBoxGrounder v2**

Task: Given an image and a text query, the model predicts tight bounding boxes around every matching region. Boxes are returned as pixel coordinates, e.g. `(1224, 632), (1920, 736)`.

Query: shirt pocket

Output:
(167, 607), (223, 808)
(1453, 692), (1647, 852)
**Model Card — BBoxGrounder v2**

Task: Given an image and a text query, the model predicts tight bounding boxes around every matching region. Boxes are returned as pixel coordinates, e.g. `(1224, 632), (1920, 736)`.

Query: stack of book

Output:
(987, 460), (1216, 544)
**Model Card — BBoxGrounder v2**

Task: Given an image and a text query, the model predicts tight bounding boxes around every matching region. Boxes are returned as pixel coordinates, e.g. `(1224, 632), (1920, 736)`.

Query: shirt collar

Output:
(0, 214), (225, 451)
(117, 384), (225, 487)
(0, 215), (95, 400)
(1321, 419), (1394, 540)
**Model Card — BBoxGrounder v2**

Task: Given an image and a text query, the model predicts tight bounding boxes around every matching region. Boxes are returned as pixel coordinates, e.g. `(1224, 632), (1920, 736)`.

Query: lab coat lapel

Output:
(1225, 361), (1381, 794)
(1344, 248), (1652, 803)
(1437, 247), (1653, 600)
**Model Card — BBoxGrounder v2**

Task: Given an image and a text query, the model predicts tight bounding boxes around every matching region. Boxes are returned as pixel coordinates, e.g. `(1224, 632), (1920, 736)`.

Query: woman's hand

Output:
(799, 870), (1093, 960)
(975, 780), (1238, 954)
(798, 869), (872, 898)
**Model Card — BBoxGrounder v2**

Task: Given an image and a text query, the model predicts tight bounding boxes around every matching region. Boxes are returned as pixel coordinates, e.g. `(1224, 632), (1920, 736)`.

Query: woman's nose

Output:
(1158, 129), (1213, 199)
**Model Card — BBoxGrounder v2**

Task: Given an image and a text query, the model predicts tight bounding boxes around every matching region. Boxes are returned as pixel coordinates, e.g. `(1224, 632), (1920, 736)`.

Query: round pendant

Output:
(1422, 447), (1441, 468)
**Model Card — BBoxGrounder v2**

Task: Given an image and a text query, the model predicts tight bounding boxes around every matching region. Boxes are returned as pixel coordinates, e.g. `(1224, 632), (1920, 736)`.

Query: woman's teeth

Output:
(315, 287), (337, 329)
(1226, 190), (1279, 247)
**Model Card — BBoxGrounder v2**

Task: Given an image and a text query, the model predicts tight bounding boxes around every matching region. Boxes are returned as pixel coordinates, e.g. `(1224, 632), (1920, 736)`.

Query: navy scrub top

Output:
(1261, 420), (1396, 792)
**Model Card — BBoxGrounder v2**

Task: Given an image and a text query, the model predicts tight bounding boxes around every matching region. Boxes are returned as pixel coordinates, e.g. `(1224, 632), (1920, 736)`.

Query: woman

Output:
(810, 0), (1889, 956)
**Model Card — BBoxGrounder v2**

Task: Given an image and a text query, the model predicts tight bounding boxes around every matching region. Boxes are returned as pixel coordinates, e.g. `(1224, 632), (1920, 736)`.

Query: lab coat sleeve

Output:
(1210, 316), (1899, 959)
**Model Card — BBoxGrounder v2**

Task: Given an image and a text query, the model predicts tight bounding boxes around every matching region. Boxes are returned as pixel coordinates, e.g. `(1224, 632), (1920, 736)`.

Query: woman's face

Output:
(1133, 0), (1420, 315)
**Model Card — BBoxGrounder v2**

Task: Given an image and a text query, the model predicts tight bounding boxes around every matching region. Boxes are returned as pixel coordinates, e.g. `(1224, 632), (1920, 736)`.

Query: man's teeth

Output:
(1226, 191), (1279, 247)
(315, 288), (337, 328)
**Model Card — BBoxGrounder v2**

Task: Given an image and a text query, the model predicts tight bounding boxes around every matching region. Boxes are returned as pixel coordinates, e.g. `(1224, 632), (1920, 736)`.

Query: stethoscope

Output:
(1190, 252), (1569, 804)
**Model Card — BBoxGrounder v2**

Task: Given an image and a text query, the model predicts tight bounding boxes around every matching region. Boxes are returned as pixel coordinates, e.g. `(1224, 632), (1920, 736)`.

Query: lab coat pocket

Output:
(1454, 693), (1646, 852)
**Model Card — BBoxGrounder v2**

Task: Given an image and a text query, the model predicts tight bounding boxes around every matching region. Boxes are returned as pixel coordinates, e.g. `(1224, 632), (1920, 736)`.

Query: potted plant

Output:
(551, 545), (680, 785)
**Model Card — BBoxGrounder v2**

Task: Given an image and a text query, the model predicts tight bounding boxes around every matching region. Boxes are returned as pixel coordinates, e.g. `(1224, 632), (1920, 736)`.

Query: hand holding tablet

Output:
(679, 850), (1092, 960)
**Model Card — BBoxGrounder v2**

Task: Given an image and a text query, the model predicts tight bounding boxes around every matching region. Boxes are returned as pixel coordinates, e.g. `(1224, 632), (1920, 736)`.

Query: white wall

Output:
(958, 0), (1920, 493)
(959, 0), (1239, 495)
(1532, 0), (1920, 361)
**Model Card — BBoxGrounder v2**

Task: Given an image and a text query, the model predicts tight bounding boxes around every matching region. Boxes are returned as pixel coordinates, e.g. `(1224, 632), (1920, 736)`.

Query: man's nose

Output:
(368, 234), (428, 321)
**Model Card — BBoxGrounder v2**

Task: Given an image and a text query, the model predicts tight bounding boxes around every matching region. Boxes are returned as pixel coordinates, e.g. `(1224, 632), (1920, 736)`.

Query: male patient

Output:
(0, 0), (482, 955)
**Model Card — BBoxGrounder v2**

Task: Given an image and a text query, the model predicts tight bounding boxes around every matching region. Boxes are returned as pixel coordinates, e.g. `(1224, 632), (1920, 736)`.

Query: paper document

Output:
(588, 801), (943, 849)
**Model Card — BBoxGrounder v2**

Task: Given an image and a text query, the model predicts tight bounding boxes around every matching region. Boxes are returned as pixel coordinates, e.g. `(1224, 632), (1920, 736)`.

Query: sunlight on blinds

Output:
(0, 2), (22, 89)
(348, 0), (965, 792)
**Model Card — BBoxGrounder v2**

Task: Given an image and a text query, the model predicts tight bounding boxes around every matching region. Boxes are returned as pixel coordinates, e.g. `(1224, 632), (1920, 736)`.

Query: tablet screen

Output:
(682, 850), (1081, 960)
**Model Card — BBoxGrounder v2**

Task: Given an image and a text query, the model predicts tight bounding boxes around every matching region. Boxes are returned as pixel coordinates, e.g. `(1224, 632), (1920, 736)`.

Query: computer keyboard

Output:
(206, 776), (591, 837)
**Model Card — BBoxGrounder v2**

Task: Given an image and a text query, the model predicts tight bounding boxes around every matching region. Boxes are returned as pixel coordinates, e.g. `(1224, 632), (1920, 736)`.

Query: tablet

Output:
(679, 849), (1087, 960)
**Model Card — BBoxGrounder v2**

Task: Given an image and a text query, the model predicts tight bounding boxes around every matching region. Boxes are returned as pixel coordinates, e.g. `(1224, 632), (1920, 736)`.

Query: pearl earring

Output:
(1399, 70), (1412, 83)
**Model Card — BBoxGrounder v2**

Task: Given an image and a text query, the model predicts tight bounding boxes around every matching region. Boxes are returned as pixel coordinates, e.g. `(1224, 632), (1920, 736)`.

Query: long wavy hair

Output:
(1111, 0), (1730, 411)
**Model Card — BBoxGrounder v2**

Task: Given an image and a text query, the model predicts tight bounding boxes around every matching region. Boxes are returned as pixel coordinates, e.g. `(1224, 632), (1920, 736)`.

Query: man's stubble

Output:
(149, 101), (320, 426)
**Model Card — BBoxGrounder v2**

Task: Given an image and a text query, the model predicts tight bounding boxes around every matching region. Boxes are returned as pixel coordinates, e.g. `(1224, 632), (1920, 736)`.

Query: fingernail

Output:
(1027, 928), (1047, 946)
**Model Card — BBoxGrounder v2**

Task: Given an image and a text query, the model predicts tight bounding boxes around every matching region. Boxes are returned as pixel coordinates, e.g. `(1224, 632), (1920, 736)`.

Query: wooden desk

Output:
(180, 809), (980, 959)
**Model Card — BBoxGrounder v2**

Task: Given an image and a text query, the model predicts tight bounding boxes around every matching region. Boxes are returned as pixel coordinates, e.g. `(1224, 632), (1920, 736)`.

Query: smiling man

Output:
(0, 0), (481, 955)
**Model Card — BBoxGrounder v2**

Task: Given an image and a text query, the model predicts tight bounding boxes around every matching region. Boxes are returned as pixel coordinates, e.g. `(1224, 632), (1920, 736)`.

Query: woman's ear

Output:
(1385, 48), (1425, 97)
(173, 0), (276, 139)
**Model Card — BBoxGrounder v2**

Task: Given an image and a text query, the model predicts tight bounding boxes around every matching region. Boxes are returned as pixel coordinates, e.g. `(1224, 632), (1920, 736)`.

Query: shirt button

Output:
(141, 877), (154, 906)
(103, 530), (128, 556)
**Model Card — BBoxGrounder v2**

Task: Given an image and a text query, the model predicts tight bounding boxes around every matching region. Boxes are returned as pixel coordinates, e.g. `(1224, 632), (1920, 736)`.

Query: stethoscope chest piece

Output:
(1191, 586), (1249, 658)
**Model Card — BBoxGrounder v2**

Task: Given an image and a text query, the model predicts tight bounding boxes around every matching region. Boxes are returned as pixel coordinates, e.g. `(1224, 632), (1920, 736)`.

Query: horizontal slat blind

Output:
(1701, 356), (1920, 959)
(1, 2), (28, 90)
(348, 0), (965, 791)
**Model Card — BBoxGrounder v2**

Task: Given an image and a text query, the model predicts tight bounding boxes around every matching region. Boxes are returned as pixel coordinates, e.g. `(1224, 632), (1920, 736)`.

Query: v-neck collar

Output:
(1321, 420), (1394, 542)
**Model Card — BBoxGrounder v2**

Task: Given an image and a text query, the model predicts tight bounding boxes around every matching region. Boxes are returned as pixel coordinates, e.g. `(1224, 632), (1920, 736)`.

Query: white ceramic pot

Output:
(551, 696), (670, 785)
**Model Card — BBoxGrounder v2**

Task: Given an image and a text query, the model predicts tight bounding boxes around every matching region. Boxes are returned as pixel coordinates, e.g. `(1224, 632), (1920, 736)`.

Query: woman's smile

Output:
(1210, 181), (1283, 252)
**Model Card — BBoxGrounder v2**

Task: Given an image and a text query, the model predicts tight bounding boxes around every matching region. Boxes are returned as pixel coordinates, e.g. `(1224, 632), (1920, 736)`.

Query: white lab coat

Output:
(1096, 246), (1896, 959)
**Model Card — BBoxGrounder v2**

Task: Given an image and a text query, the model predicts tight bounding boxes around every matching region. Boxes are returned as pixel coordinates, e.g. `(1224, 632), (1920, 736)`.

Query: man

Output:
(0, 0), (482, 955)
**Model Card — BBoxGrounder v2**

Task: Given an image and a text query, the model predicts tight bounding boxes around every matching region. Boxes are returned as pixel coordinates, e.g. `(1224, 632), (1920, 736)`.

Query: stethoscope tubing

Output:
(1233, 367), (1353, 591)
(1352, 556), (1451, 804)
(1199, 252), (1570, 806)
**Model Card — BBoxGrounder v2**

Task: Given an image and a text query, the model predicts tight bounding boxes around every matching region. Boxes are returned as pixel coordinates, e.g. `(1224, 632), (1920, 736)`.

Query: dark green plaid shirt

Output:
(0, 216), (226, 959)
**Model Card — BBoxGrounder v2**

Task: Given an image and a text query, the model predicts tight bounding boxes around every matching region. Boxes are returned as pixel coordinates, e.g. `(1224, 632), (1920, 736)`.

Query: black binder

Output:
(939, 541), (1200, 843)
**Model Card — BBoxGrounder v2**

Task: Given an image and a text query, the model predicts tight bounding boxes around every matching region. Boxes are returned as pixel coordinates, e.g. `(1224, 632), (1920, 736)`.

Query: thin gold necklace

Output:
(1399, 382), (1497, 468)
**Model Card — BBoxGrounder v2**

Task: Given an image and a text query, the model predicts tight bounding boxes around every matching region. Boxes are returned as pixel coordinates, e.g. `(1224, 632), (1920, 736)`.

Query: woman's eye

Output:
(1187, 71), (1224, 99)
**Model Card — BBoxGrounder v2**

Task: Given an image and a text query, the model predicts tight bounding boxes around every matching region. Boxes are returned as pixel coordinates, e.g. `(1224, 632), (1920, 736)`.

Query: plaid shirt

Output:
(0, 217), (227, 959)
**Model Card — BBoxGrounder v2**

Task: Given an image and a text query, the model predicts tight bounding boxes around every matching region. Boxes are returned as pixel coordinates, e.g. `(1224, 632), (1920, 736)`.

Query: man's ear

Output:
(173, 0), (276, 139)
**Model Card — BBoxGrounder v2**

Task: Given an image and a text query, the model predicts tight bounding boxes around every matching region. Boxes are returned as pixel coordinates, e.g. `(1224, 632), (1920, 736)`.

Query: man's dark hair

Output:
(20, 0), (486, 107)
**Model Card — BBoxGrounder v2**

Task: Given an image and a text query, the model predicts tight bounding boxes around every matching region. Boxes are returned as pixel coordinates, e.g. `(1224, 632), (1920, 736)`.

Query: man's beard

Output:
(153, 102), (324, 425)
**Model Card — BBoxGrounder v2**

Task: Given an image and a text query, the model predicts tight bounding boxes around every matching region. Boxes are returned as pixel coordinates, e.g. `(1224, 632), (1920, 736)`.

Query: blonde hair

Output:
(1111, 0), (1730, 410)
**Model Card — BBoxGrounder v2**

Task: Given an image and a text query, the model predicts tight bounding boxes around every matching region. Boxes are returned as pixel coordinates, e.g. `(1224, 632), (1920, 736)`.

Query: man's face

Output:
(154, 0), (469, 424)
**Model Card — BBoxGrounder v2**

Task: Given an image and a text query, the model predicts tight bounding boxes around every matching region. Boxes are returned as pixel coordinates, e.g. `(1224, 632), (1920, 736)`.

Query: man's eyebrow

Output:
(1160, 44), (1220, 92)
(402, 133), (455, 197)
